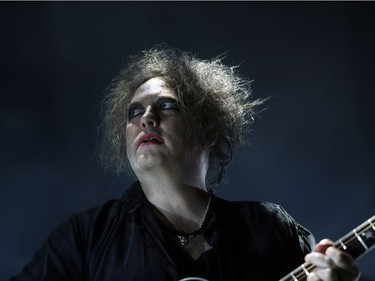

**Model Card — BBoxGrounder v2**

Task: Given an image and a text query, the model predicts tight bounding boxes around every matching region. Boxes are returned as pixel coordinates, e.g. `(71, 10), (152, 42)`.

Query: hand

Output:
(304, 239), (360, 281)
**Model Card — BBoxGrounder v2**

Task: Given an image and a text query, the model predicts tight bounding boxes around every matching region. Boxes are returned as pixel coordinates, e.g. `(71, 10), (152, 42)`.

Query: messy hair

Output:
(98, 45), (264, 185)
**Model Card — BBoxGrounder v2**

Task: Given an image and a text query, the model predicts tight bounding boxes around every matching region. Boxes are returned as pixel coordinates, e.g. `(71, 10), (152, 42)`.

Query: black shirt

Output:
(10, 182), (315, 281)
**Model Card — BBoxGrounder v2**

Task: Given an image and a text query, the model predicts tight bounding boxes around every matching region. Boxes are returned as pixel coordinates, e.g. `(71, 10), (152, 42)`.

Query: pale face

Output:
(126, 77), (192, 176)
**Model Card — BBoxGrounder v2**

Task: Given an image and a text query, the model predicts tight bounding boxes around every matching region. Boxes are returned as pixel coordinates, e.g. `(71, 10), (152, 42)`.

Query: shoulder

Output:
(68, 198), (123, 232)
(55, 182), (142, 242)
(215, 198), (315, 253)
(233, 200), (287, 219)
(234, 201), (301, 233)
(9, 183), (143, 280)
(216, 199), (315, 277)
(215, 198), (292, 227)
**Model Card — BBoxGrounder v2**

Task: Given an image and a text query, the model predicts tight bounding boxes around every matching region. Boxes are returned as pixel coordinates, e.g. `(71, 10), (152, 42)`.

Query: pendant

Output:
(177, 234), (194, 246)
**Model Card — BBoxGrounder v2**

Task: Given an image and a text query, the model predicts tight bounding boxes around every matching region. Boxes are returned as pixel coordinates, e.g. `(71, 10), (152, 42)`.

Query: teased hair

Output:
(98, 45), (264, 185)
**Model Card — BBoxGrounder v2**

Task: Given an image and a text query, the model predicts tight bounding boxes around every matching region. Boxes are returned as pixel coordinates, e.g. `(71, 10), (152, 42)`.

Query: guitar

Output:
(180, 215), (375, 281)
(280, 215), (375, 281)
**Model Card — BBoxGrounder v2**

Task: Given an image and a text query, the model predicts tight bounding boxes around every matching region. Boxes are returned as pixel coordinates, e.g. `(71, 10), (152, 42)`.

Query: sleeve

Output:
(9, 214), (87, 281)
(238, 201), (316, 280)
(274, 204), (315, 256)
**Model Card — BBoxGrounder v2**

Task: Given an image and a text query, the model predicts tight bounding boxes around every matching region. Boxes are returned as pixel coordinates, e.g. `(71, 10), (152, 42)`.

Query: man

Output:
(11, 46), (360, 280)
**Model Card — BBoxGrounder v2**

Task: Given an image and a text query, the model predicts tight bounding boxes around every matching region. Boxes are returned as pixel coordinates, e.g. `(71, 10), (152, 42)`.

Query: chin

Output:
(135, 154), (164, 170)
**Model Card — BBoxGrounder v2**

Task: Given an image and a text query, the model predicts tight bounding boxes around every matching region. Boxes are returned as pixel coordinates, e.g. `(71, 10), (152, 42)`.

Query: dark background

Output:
(1, 2), (374, 280)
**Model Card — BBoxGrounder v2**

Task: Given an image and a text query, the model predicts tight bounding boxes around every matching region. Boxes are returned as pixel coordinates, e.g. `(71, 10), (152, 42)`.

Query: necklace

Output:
(176, 191), (212, 246)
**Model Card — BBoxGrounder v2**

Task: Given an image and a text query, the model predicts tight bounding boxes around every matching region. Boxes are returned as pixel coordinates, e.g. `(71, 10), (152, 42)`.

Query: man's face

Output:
(126, 77), (189, 174)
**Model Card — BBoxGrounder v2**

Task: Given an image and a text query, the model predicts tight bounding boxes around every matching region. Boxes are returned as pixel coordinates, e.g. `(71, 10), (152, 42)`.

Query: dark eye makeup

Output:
(127, 101), (144, 121)
(127, 97), (179, 121)
(157, 98), (179, 110)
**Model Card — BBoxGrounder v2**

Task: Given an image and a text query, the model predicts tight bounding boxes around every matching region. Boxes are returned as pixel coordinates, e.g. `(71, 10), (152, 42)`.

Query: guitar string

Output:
(281, 219), (375, 281)
(339, 223), (373, 249)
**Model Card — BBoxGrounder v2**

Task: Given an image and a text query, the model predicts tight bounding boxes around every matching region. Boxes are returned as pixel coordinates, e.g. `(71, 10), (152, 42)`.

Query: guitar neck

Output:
(279, 215), (375, 281)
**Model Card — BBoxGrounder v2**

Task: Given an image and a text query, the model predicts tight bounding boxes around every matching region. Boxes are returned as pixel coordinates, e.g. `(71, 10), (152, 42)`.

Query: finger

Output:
(307, 272), (323, 281)
(312, 268), (338, 281)
(305, 252), (335, 268)
(320, 238), (334, 245)
(326, 247), (355, 266)
(325, 247), (360, 277)
(314, 239), (334, 253)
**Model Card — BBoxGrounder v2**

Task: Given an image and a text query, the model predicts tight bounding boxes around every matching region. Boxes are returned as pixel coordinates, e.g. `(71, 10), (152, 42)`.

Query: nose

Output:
(140, 106), (160, 128)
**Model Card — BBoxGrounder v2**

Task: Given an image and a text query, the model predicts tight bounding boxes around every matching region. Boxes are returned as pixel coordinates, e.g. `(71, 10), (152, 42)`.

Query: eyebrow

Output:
(127, 101), (142, 112)
(127, 95), (177, 110)
(156, 96), (178, 104)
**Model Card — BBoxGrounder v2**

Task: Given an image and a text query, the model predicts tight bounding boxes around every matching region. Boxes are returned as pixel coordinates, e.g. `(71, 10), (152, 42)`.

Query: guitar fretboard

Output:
(279, 215), (375, 281)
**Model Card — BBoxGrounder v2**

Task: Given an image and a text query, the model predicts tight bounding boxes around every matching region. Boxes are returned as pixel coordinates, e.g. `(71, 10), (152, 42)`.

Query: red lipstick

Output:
(138, 133), (165, 147)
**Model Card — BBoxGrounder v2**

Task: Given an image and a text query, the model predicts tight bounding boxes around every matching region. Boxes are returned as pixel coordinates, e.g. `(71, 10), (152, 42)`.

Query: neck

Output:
(136, 171), (211, 234)
(133, 148), (209, 206)
(130, 148), (211, 233)
(139, 170), (207, 207)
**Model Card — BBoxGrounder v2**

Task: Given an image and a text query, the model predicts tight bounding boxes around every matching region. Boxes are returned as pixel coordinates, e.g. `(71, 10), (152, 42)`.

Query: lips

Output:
(138, 133), (165, 147)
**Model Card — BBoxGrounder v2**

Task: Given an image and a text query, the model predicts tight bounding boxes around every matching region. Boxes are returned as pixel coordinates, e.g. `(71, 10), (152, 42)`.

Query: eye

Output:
(128, 107), (144, 121)
(159, 100), (179, 110)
